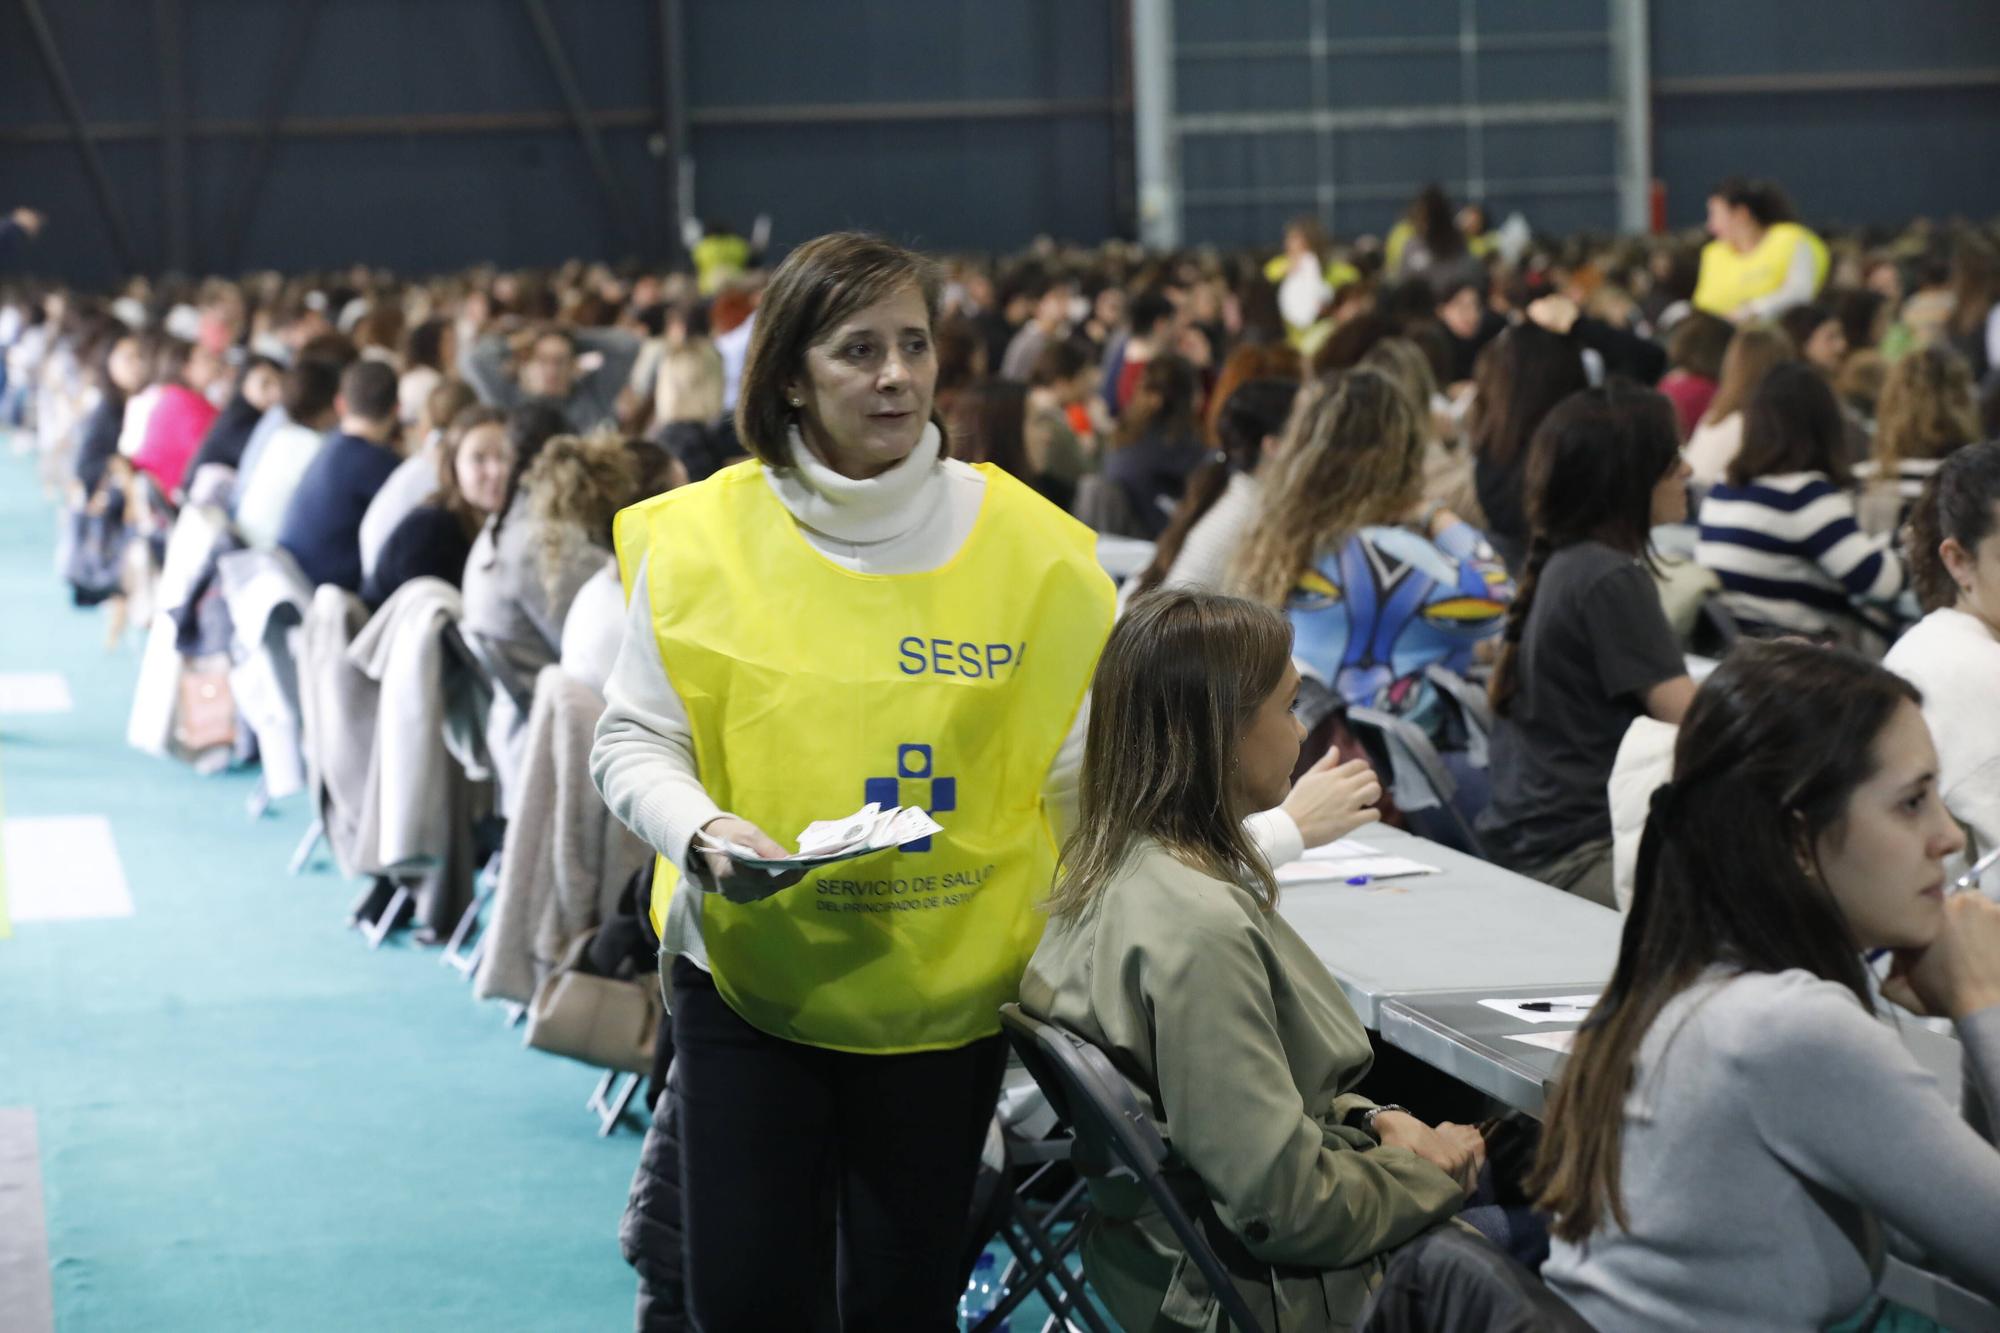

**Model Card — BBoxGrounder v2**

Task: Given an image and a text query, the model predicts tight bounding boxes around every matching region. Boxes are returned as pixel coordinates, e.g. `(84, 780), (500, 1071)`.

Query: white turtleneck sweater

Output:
(590, 424), (1302, 969)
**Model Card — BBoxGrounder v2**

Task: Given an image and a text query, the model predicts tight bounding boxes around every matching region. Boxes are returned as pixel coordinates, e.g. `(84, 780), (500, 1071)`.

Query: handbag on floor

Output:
(525, 927), (663, 1076)
(174, 653), (237, 753)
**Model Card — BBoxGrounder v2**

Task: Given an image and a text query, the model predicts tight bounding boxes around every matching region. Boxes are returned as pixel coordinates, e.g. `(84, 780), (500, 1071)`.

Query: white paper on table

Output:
(1476, 994), (1600, 1024)
(1275, 838), (1440, 885)
(1506, 1029), (1578, 1054)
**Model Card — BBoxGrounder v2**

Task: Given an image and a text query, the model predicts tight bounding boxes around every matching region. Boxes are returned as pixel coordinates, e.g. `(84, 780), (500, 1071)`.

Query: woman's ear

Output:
(1940, 537), (1976, 594)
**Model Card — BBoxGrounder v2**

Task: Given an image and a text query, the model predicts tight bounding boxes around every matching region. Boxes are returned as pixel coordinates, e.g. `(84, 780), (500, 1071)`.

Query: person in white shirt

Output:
(233, 360), (339, 550)
(1887, 441), (2000, 882)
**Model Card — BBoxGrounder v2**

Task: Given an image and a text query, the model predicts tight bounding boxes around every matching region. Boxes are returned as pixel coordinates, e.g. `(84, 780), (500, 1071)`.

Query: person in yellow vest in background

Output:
(1693, 177), (1829, 323)
(594, 231), (1388, 1330)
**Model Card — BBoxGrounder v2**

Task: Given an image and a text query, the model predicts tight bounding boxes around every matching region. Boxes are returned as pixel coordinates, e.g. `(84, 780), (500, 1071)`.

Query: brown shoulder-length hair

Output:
(1044, 589), (1291, 920)
(1533, 641), (1913, 1242)
(1699, 322), (1794, 427)
(436, 403), (508, 537)
(736, 231), (946, 468)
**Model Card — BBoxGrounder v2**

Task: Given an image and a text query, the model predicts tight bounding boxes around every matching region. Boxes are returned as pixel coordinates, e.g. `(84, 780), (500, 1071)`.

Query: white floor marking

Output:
(3, 816), (133, 920)
(0, 674), (72, 716)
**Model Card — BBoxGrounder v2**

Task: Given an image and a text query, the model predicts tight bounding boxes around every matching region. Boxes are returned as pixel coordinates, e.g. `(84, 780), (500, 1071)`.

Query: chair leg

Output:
(287, 818), (325, 875)
(586, 1070), (641, 1136)
(361, 885), (412, 950)
(978, 1175), (1109, 1333)
(245, 776), (271, 821)
(998, 1185), (1110, 1333)
(441, 881), (494, 974)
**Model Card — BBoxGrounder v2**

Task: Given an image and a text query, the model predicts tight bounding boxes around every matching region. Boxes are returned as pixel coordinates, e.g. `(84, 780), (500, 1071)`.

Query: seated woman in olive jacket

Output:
(1022, 589), (1485, 1332)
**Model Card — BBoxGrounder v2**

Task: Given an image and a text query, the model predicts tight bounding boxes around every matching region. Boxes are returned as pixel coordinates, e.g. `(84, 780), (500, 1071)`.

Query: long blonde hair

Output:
(1229, 369), (1427, 607)
(1045, 589), (1291, 920)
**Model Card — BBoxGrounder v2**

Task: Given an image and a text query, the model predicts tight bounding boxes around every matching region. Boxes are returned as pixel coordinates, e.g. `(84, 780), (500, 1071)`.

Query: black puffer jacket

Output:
(620, 1065), (686, 1333)
(1358, 1229), (1593, 1333)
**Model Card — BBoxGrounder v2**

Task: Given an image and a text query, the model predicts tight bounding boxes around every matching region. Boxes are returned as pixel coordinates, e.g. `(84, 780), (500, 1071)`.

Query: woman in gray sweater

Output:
(1536, 639), (2000, 1330)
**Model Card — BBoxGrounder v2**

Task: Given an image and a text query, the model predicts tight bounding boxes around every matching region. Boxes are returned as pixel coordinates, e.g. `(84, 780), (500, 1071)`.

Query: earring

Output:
(789, 396), (802, 407)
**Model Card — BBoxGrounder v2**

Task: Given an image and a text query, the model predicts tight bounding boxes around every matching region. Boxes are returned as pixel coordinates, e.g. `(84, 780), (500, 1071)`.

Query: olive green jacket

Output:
(1020, 842), (1466, 1331)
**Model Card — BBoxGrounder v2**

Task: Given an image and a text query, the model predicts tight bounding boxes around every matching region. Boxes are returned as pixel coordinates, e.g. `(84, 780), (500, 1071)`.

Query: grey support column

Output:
(1609, 0), (1653, 234)
(1130, 0), (1179, 250)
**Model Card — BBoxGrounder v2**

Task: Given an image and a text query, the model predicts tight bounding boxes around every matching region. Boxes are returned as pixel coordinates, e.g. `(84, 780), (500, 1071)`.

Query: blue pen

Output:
(1866, 845), (2000, 963)
(1346, 875), (1372, 886)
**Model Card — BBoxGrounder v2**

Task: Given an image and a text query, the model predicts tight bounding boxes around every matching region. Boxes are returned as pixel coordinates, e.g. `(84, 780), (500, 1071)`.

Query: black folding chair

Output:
(961, 1114), (1109, 1333)
(1346, 706), (1488, 859)
(999, 1004), (1267, 1333)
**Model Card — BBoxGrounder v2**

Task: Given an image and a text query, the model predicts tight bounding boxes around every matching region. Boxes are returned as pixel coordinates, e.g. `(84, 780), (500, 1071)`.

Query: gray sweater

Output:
(1545, 967), (2000, 1330)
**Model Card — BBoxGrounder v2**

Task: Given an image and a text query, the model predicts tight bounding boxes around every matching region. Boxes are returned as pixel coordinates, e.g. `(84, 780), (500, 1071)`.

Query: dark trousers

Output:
(670, 957), (1007, 1333)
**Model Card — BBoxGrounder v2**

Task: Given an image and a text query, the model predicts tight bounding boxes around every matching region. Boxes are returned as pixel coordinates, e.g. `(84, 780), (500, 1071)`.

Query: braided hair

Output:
(1488, 381), (1683, 716)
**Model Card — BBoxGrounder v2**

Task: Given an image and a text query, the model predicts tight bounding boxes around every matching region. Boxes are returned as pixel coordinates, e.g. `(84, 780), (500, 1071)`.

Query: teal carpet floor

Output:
(0, 446), (639, 1330)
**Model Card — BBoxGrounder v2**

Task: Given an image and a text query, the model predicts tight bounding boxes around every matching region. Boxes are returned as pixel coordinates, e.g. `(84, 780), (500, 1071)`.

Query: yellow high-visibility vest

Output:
(614, 460), (1114, 1053)
(1692, 221), (1828, 317)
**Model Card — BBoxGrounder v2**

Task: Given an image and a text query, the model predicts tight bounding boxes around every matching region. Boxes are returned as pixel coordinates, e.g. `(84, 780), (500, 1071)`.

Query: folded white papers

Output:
(1275, 838), (1441, 885)
(698, 803), (945, 875)
(1506, 1029), (1577, 1054)
(1477, 994), (1599, 1025)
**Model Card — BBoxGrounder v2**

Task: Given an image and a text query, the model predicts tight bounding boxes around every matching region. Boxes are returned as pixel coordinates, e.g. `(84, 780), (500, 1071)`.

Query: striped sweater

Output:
(1696, 470), (1906, 644)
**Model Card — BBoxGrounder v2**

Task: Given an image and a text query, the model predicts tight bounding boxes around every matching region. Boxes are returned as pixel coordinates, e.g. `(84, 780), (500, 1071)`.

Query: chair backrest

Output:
(1347, 706), (1455, 812)
(1357, 1227), (1594, 1333)
(1421, 665), (1493, 767)
(998, 1004), (1269, 1333)
(1692, 595), (1741, 656)
(1346, 706), (1488, 858)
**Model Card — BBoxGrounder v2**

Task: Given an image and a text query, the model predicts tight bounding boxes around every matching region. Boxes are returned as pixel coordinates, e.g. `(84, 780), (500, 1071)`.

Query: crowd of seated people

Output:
(5, 176), (2000, 1331)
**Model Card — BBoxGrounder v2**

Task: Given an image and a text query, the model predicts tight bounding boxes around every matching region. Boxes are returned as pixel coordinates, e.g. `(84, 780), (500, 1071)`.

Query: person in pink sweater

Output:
(131, 339), (224, 499)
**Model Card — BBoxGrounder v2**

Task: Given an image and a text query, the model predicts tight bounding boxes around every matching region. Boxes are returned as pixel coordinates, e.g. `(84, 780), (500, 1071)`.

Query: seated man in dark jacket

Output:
(278, 360), (404, 591)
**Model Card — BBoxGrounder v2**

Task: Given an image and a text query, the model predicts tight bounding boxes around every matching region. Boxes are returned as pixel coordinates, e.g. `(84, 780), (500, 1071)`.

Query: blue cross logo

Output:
(863, 743), (955, 853)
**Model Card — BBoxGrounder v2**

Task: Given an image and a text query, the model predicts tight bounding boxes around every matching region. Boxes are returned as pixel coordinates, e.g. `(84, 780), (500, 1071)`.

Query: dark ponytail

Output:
(1905, 439), (2000, 613)
(1489, 532), (1554, 716)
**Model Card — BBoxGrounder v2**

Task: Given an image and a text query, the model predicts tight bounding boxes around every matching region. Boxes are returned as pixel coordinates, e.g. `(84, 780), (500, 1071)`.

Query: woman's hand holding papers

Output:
(697, 815), (809, 903)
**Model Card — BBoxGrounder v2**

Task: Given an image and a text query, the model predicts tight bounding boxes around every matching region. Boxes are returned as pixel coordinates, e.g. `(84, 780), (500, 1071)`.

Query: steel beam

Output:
(1174, 100), (1620, 137)
(1175, 31), (1610, 60)
(688, 98), (1121, 128)
(0, 109), (659, 146)
(1653, 66), (2000, 96)
(1181, 175), (1620, 208)
(520, 0), (641, 253)
(15, 0), (140, 272)
(1108, 0), (1137, 239)
(153, 0), (191, 271)
(219, 0), (321, 271)
(657, 0), (691, 264)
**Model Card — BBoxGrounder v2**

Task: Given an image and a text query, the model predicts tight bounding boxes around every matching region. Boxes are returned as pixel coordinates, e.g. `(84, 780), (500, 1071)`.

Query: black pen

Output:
(1519, 1001), (1590, 1013)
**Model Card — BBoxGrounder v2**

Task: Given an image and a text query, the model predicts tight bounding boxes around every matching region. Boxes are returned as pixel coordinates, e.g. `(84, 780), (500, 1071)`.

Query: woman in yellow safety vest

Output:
(1692, 177), (1829, 323)
(595, 231), (1380, 1330)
